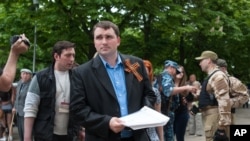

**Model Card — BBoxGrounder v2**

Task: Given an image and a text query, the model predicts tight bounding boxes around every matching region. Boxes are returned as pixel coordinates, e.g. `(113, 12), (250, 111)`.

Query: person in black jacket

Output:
(70, 21), (156, 141)
(23, 41), (76, 141)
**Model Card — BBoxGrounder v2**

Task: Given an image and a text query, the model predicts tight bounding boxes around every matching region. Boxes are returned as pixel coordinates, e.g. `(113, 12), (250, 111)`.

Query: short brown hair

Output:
(52, 41), (75, 62)
(92, 21), (120, 37)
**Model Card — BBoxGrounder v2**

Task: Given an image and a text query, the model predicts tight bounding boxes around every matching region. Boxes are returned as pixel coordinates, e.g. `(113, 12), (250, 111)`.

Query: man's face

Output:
(199, 58), (210, 72)
(94, 27), (120, 57)
(189, 75), (196, 82)
(166, 66), (177, 77)
(21, 72), (32, 82)
(54, 48), (75, 71)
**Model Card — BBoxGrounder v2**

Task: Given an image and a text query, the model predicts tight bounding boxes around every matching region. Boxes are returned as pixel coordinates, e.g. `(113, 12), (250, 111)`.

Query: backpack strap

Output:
(207, 70), (220, 80)
(198, 70), (220, 109)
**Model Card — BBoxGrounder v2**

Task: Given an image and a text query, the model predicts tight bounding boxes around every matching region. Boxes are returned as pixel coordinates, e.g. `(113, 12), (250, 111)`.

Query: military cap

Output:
(164, 60), (181, 74)
(217, 58), (228, 67)
(195, 50), (218, 61)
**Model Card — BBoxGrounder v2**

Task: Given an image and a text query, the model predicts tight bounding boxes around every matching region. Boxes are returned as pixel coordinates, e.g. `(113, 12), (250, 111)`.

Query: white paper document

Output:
(120, 106), (170, 130)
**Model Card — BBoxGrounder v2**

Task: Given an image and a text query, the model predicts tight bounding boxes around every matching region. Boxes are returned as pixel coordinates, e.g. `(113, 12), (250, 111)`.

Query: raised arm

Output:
(0, 34), (29, 91)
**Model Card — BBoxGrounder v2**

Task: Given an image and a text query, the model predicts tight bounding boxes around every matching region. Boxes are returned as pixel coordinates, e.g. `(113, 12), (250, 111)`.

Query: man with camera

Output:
(0, 34), (29, 92)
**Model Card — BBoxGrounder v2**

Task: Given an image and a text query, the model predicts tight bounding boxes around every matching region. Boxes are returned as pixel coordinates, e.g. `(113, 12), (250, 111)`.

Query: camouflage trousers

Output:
(163, 111), (175, 141)
(201, 108), (230, 141)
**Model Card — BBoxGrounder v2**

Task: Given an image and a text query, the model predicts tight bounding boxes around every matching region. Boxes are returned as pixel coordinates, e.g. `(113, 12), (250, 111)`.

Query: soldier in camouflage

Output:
(217, 58), (249, 124)
(195, 51), (231, 141)
(217, 58), (249, 107)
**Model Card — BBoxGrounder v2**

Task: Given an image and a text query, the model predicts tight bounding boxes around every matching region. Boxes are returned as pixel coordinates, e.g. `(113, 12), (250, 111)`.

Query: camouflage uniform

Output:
(201, 69), (231, 141)
(228, 73), (249, 125)
(228, 75), (249, 108)
(216, 58), (249, 125)
(161, 70), (179, 141)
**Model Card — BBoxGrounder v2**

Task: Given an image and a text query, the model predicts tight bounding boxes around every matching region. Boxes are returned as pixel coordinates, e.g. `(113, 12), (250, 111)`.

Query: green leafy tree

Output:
(0, 0), (249, 83)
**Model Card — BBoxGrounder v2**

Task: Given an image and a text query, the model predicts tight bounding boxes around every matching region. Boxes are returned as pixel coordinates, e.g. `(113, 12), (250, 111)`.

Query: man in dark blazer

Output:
(70, 21), (156, 141)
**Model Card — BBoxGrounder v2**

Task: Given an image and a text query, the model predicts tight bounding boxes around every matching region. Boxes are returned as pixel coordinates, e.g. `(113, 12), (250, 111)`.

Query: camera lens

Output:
(10, 35), (30, 47)
(10, 35), (20, 45)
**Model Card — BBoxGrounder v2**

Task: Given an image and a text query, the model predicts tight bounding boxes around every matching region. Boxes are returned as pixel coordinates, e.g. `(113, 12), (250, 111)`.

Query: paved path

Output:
(185, 107), (250, 141)
(8, 107), (250, 141)
(11, 127), (19, 141)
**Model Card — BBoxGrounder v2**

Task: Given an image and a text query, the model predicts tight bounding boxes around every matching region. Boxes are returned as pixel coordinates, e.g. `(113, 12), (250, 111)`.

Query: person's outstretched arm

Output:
(0, 34), (29, 91)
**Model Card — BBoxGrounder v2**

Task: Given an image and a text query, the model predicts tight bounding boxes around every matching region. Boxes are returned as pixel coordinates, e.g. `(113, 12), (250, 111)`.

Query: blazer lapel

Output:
(120, 54), (134, 97)
(92, 56), (117, 99)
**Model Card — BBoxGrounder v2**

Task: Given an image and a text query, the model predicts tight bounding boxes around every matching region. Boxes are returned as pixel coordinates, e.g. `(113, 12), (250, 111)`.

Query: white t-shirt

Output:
(24, 70), (70, 135)
(54, 70), (70, 135)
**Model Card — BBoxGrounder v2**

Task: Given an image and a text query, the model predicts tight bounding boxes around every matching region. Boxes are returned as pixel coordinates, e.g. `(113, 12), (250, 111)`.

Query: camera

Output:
(190, 105), (199, 115)
(10, 35), (30, 47)
(185, 92), (194, 102)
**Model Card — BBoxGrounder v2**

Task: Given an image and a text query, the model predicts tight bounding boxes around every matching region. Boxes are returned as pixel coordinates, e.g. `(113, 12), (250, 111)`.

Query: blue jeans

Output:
(174, 110), (189, 141)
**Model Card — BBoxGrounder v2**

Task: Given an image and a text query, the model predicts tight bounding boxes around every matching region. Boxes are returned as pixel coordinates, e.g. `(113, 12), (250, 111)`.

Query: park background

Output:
(0, 0), (249, 86)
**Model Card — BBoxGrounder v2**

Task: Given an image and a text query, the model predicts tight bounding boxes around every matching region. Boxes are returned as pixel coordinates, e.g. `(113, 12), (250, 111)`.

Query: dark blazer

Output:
(70, 53), (156, 141)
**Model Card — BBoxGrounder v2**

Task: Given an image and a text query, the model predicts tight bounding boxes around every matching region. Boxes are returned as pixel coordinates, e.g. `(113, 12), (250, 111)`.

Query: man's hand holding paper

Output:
(109, 117), (126, 133)
(120, 106), (170, 130)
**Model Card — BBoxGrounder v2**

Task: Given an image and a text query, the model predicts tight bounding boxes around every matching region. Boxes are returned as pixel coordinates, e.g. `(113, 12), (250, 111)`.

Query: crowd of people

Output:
(0, 21), (249, 141)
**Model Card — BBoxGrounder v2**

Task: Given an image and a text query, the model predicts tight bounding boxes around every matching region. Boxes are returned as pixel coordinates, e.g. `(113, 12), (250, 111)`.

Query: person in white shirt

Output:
(23, 41), (76, 141)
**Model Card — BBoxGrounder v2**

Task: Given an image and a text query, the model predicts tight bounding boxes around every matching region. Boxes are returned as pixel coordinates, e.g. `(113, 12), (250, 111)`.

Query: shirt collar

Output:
(99, 54), (123, 68)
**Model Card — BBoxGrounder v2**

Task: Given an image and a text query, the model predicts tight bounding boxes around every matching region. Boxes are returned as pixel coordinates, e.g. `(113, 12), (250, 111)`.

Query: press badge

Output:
(59, 100), (69, 113)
